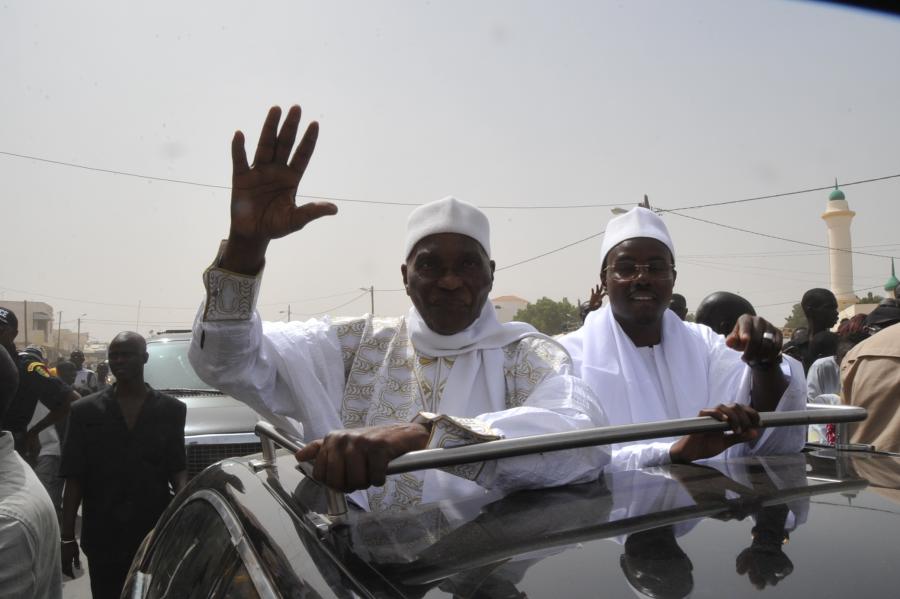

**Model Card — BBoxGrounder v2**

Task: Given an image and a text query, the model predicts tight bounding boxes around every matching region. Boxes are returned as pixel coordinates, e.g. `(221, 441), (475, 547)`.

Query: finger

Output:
(742, 404), (761, 428)
(289, 201), (338, 233)
(324, 444), (346, 492)
(345, 446), (370, 491)
(368, 448), (389, 487)
(725, 319), (743, 350)
(716, 403), (751, 433)
(312, 442), (329, 481)
(289, 121), (320, 178)
(274, 105), (301, 164)
(231, 131), (250, 177)
(729, 404), (754, 432)
(723, 428), (760, 448)
(741, 320), (765, 365)
(294, 439), (322, 464)
(253, 106), (282, 166)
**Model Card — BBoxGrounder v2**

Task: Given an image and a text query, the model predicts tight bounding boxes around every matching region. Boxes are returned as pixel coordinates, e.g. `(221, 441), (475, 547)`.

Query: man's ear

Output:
(142, 352), (149, 364)
(400, 263), (409, 294)
(489, 260), (495, 281)
(672, 268), (677, 284)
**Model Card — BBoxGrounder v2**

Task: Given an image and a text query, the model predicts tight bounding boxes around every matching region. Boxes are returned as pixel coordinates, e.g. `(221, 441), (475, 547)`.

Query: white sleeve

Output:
(0, 516), (39, 597)
(727, 355), (808, 458)
(419, 339), (610, 492)
(609, 441), (675, 472)
(187, 251), (349, 440)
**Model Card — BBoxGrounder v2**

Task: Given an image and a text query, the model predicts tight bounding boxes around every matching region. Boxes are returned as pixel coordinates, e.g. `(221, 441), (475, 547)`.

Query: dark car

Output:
(123, 407), (900, 598)
(144, 331), (263, 477)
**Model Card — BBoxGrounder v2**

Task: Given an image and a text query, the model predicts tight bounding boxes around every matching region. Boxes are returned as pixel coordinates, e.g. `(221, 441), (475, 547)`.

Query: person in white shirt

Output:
(561, 207), (806, 471)
(27, 402), (62, 507)
(188, 105), (609, 512)
(0, 338), (62, 599)
(70, 350), (97, 393)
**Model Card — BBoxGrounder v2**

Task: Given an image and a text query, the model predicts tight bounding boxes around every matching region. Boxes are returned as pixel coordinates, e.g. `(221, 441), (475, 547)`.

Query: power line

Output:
(663, 210), (899, 260)
(3, 149), (898, 210)
(293, 291), (369, 317)
(497, 230), (606, 271)
(667, 173), (900, 212)
(754, 285), (884, 309)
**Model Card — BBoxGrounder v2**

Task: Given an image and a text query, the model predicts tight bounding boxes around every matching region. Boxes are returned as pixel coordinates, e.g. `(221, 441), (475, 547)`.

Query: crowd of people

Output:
(1, 104), (898, 597)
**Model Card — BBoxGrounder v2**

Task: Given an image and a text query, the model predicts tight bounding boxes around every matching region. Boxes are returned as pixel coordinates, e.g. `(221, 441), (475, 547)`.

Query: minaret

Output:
(821, 181), (857, 310)
(885, 259), (899, 297)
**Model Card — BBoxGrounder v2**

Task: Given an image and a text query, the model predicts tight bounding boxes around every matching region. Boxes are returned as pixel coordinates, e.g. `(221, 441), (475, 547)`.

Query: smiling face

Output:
(602, 237), (676, 345)
(401, 233), (495, 335)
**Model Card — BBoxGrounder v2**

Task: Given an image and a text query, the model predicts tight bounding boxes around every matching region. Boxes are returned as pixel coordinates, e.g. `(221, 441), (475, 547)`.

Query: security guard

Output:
(0, 307), (77, 463)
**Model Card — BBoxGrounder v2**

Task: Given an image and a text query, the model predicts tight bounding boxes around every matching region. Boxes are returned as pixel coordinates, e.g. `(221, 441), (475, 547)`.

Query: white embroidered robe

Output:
(561, 306), (806, 472)
(190, 308), (609, 511)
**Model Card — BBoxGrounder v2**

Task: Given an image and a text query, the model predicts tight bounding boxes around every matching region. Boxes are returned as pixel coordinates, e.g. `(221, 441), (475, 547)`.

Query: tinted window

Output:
(144, 499), (239, 598)
(145, 339), (214, 391)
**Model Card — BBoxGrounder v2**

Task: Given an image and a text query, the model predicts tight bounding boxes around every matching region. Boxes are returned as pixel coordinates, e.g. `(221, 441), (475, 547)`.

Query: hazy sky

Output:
(3, 0), (899, 343)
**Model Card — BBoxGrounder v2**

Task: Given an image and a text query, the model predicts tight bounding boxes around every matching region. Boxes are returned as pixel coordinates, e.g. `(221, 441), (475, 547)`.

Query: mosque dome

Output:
(886, 259), (899, 292)
(829, 187), (845, 202)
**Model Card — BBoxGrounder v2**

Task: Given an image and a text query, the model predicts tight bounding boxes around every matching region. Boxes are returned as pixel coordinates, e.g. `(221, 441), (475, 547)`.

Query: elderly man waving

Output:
(561, 207), (806, 471)
(189, 105), (608, 512)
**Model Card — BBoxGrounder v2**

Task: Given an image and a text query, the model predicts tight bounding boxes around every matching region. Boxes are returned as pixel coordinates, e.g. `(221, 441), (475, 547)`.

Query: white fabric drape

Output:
(561, 305), (806, 470)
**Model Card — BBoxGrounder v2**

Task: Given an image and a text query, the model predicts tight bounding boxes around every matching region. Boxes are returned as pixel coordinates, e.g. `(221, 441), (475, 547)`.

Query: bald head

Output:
(108, 331), (148, 384)
(111, 331), (146, 351)
(801, 288), (839, 332)
(695, 291), (756, 336)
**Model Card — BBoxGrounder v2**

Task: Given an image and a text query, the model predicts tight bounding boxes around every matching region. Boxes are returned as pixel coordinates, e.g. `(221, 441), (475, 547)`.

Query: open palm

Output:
(230, 105), (336, 243)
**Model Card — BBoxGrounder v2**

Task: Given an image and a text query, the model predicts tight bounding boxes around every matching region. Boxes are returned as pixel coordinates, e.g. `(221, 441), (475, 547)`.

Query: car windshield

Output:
(144, 339), (215, 392)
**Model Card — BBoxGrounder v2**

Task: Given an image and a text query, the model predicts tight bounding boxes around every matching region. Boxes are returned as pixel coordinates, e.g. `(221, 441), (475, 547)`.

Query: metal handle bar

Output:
(383, 406), (866, 475)
(256, 406), (865, 478)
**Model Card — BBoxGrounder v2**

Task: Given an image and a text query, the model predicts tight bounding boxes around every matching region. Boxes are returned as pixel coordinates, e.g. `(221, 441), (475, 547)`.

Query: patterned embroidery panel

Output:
(336, 325), (573, 510)
(503, 335), (571, 409)
(202, 266), (260, 321)
(415, 412), (501, 481)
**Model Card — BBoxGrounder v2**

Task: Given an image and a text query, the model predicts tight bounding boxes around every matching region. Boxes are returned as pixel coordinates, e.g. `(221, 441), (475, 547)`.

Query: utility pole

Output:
(287, 304), (291, 321)
(76, 314), (86, 350)
(136, 300), (142, 331)
(23, 300), (28, 345)
(56, 311), (62, 356)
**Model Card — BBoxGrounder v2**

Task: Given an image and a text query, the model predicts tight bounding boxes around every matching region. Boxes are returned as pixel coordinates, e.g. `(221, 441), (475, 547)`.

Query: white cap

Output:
(404, 196), (491, 259)
(600, 207), (674, 266)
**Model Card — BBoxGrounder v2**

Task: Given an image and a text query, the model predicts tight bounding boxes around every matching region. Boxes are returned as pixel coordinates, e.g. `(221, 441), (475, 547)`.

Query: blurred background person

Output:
(695, 291), (756, 336)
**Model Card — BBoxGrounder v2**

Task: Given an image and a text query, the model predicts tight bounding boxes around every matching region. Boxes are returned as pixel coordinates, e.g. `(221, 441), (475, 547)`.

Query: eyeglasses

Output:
(603, 261), (674, 281)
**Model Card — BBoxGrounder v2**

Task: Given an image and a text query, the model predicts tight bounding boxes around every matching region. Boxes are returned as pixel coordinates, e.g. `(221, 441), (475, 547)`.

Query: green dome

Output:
(886, 259), (899, 291)
(829, 187), (845, 201)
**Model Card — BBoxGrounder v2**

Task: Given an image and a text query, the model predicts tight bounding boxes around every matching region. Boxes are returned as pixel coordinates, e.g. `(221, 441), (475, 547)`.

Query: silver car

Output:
(144, 330), (262, 477)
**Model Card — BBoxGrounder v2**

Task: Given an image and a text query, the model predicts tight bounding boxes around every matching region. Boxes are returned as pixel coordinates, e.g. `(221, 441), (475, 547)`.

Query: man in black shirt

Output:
(60, 331), (187, 599)
(0, 307), (76, 463)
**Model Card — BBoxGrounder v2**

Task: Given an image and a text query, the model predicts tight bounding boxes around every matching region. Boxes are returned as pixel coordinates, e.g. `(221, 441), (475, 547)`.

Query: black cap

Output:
(22, 345), (44, 361)
(0, 307), (17, 328)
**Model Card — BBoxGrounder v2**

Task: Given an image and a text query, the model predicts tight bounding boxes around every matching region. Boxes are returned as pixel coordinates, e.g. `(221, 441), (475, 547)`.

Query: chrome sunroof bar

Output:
(255, 405), (866, 518)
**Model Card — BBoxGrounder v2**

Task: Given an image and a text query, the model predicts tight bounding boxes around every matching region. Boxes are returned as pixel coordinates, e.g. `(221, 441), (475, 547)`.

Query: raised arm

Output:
(220, 105), (337, 275)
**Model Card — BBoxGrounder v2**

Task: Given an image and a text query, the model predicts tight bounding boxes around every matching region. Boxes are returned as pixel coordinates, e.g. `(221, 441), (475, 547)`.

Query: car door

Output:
(127, 490), (276, 598)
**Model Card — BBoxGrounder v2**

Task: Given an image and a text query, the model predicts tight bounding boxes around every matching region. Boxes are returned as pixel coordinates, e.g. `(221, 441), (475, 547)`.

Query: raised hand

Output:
(726, 314), (783, 369)
(222, 105), (337, 274)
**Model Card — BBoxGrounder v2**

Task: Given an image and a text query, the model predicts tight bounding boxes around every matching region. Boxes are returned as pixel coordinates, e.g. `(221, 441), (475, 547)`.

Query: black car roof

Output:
(168, 445), (900, 598)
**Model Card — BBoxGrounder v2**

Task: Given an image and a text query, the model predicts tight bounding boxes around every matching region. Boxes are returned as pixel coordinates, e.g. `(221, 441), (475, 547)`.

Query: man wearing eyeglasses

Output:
(561, 207), (806, 471)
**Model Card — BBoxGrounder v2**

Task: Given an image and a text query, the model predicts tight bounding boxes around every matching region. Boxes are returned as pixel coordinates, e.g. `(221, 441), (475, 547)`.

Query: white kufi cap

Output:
(404, 196), (491, 259)
(600, 207), (674, 266)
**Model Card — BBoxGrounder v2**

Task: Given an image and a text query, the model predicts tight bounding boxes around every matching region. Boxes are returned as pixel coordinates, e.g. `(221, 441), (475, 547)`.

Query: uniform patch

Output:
(27, 362), (51, 378)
